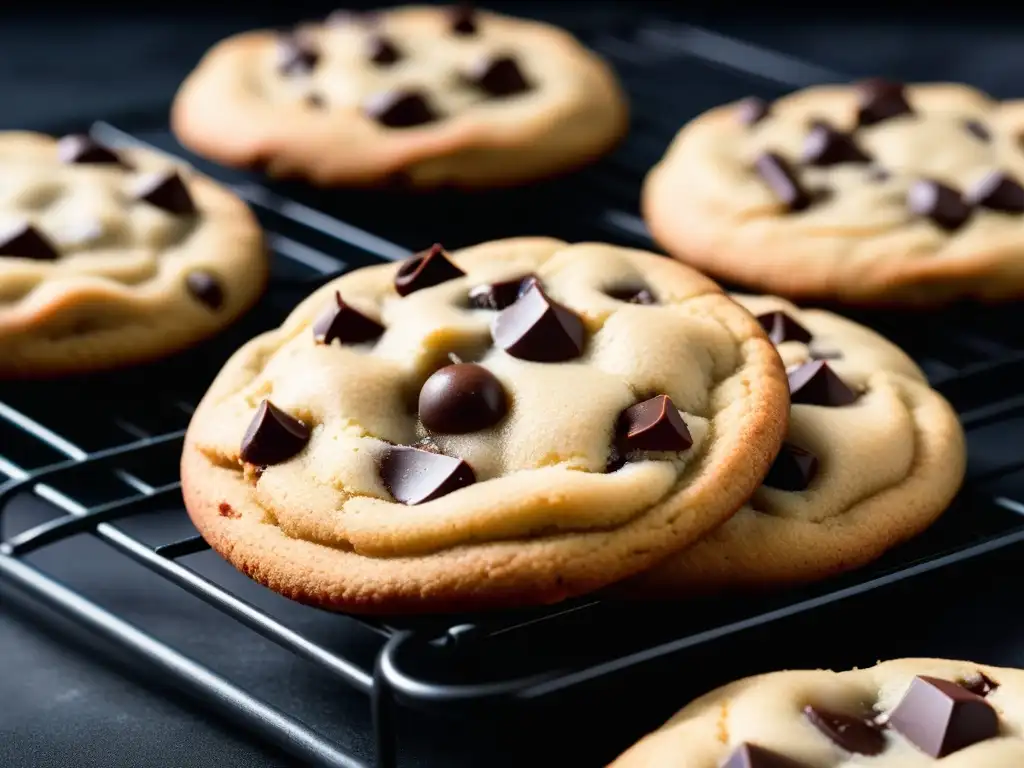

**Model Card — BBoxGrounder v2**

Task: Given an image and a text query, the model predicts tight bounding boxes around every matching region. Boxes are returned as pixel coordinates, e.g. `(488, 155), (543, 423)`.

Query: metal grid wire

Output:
(5, 15), (1024, 768)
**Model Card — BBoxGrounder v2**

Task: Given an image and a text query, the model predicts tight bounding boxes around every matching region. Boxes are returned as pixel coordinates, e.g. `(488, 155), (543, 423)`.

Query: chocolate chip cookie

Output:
(180, 237), (788, 614)
(643, 80), (1024, 304)
(611, 658), (1023, 767)
(171, 5), (628, 188)
(625, 294), (965, 596)
(0, 131), (266, 377)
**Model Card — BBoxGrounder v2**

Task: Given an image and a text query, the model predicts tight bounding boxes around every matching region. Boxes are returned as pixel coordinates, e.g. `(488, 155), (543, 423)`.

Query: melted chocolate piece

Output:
(185, 270), (224, 310)
(801, 121), (871, 166)
(56, 134), (128, 167)
(312, 291), (383, 345)
(418, 363), (508, 433)
(756, 311), (813, 345)
(379, 445), (476, 505)
(763, 444), (818, 492)
(0, 221), (59, 260)
(394, 244), (465, 296)
(907, 179), (972, 231)
(133, 170), (196, 215)
(491, 283), (585, 362)
(721, 743), (811, 768)
(240, 400), (311, 466)
(364, 89), (438, 128)
(804, 705), (885, 755)
(755, 152), (812, 212)
(737, 96), (770, 126)
(856, 78), (914, 127)
(464, 54), (530, 97)
(617, 395), (692, 453)
(788, 361), (858, 407)
(888, 675), (1000, 757)
(468, 274), (539, 310)
(966, 171), (1024, 214)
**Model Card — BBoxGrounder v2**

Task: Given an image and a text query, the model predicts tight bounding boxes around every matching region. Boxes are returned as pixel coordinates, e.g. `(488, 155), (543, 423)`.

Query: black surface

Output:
(5, 4), (1024, 768)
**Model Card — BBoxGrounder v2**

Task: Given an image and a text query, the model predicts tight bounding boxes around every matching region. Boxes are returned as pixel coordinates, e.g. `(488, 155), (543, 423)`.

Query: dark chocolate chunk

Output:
(788, 361), (858, 407)
(763, 444), (818, 492)
(379, 445), (476, 505)
(964, 119), (991, 142)
(756, 311), (813, 345)
(312, 291), (383, 345)
(240, 400), (311, 466)
(617, 395), (692, 453)
(464, 54), (530, 97)
(801, 121), (870, 166)
(394, 244), (465, 296)
(491, 283), (585, 362)
(277, 34), (320, 75)
(419, 363), (508, 433)
(449, 3), (477, 35)
(468, 274), (538, 310)
(856, 78), (913, 127)
(606, 286), (657, 305)
(721, 743), (810, 768)
(908, 179), (971, 231)
(185, 270), (224, 310)
(966, 171), (1024, 214)
(364, 89), (438, 128)
(133, 171), (196, 216)
(960, 672), (1000, 698)
(737, 96), (770, 126)
(368, 34), (402, 66)
(56, 134), (127, 167)
(0, 221), (59, 261)
(804, 706), (885, 755)
(755, 153), (811, 212)
(888, 675), (1000, 757)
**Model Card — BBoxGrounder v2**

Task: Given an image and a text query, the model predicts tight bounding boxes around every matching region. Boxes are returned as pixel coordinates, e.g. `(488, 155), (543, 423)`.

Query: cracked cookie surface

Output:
(625, 294), (965, 596)
(171, 5), (628, 188)
(180, 237), (787, 614)
(642, 81), (1024, 304)
(0, 132), (266, 377)
(610, 658), (1024, 767)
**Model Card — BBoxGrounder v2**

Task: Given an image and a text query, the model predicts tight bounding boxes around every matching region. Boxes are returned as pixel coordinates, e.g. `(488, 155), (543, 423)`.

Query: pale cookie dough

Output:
(170, 5), (628, 188)
(642, 80), (1024, 304)
(0, 132), (266, 378)
(610, 658), (1024, 767)
(624, 294), (965, 596)
(180, 237), (788, 614)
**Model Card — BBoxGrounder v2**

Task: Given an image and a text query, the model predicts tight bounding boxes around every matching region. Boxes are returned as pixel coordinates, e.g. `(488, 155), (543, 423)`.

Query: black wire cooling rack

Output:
(5, 12), (1024, 768)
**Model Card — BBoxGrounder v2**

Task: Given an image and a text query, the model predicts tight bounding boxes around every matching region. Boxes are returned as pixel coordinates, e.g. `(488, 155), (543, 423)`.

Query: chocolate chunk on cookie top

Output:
(180, 238), (789, 614)
(888, 675), (1001, 757)
(643, 81), (1024, 303)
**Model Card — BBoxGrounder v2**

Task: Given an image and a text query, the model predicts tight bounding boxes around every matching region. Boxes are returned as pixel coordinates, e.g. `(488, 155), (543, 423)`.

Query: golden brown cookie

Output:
(610, 658), (1023, 767)
(0, 131), (266, 378)
(171, 5), (628, 189)
(624, 294), (965, 597)
(180, 237), (788, 615)
(642, 80), (1024, 305)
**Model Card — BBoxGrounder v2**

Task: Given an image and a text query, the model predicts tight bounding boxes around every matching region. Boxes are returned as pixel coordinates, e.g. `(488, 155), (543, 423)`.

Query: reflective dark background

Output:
(3, 3), (1024, 767)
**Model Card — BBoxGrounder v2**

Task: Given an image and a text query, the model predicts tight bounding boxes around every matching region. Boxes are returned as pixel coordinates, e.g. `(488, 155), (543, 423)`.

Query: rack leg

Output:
(372, 636), (403, 768)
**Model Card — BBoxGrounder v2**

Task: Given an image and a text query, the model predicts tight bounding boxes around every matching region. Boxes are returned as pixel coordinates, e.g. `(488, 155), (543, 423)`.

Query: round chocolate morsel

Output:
(418, 363), (508, 434)
(186, 270), (224, 310)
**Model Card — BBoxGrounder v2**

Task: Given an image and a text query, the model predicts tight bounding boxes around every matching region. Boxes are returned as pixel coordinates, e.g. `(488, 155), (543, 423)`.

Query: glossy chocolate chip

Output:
(394, 244), (465, 296)
(468, 274), (538, 310)
(419, 363), (508, 433)
(908, 179), (971, 231)
(966, 171), (1024, 214)
(368, 34), (402, 66)
(737, 96), (770, 126)
(240, 400), (311, 466)
(763, 444), (818, 492)
(617, 395), (692, 453)
(364, 89), (438, 128)
(464, 54), (530, 97)
(856, 78), (913, 127)
(0, 221), (59, 260)
(788, 361), (858, 407)
(491, 283), (585, 362)
(185, 270), (224, 310)
(755, 153), (811, 212)
(804, 706), (885, 755)
(449, 3), (477, 35)
(277, 34), (319, 75)
(964, 119), (991, 142)
(312, 291), (383, 345)
(56, 134), (127, 166)
(607, 286), (657, 305)
(379, 445), (476, 505)
(133, 171), (196, 216)
(801, 121), (871, 166)
(888, 675), (1000, 757)
(756, 311), (812, 345)
(722, 743), (811, 768)
(961, 672), (1000, 698)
